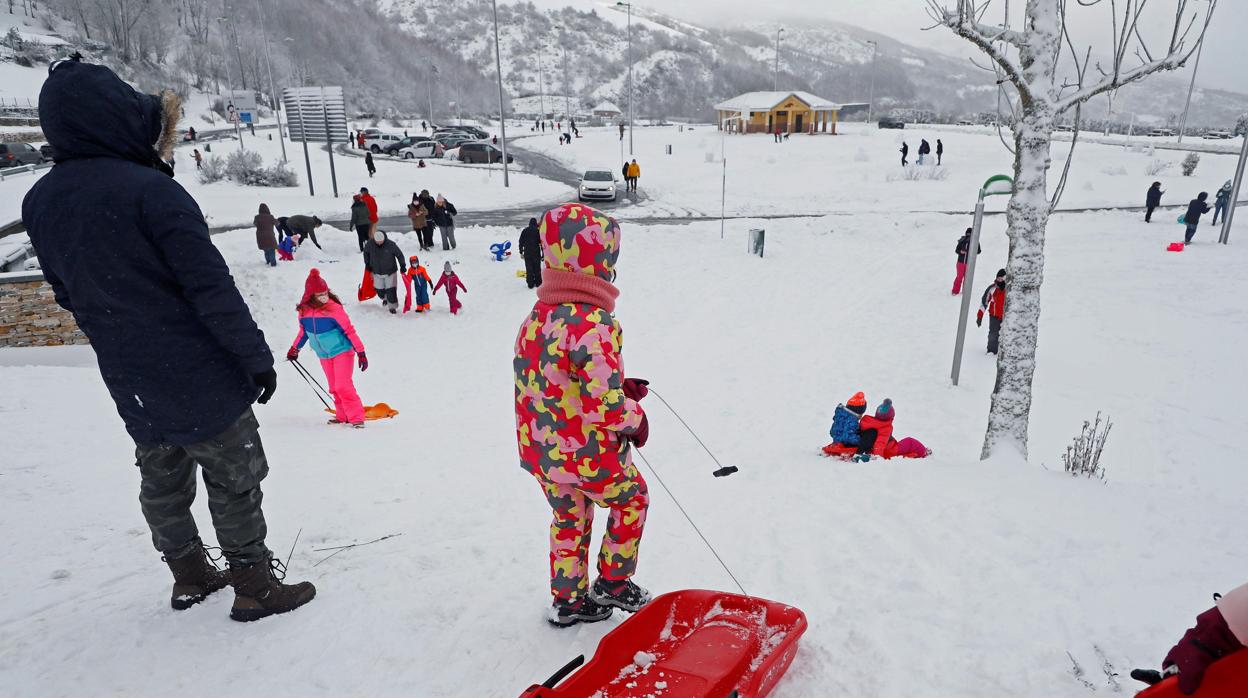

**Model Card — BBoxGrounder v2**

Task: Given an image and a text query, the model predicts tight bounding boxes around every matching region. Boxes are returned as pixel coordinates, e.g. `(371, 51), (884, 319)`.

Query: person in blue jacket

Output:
(21, 56), (314, 622)
(829, 392), (868, 447)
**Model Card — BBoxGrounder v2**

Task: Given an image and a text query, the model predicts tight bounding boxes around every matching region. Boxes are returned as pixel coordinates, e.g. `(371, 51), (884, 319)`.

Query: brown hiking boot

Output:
(229, 555), (316, 622)
(164, 547), (230, 610)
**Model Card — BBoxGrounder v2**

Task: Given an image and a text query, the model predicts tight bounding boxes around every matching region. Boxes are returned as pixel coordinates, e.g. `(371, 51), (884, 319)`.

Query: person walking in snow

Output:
(618, 122), (624, 140)
(1212, 180), (1232, 225)
(936, 139), (944, 166)
(193, 148), (202, 169)
(1145, 181), (1164, 223)
(513, 203), (651, 626)
(432, 260), (466, 314)
(364, 151), (376, 178)
(918, 139), (931, 166)
(406, 255), (433, 312)
(952, 227), (980, 295)
(627, 159), (640, 192)
(349, 194), (371, 252)
(254, 203), (278, 267)
(1184, 192), (1211, 243)
(432, 194), (458, 250)
(418, 189), (437, 250)
(1134, 582), (1248, 695)
(518, 216), (543, 288)
(406, 192), (428, 244)
(287, 269), (368, 428)
(621, 161), (630, 190)
(23, 57), (314, 622)
(360, 186), (379, 238)
(363, 230), (406, 315)
(977, 268), (1007, 354)
(774, 124), (782, 143)
(900, 141), (909, 166)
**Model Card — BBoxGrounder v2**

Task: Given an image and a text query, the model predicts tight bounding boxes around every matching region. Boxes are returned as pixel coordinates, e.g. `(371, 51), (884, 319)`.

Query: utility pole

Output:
(617, 2), (634, 156)
(1177, 37), (1206, 144)
(1220, 134), (1248, 245)
(866, 40), (877, 125)
(537, 45), (546, 120)
(774, 27), (784, 91)
(256, 0), (286, 162)
(491, 0), (510, 187)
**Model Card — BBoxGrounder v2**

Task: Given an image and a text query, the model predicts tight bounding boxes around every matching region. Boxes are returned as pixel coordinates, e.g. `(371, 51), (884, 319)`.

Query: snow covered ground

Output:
(517, 123), (1243, 218)
(2, 204), (1247, 696)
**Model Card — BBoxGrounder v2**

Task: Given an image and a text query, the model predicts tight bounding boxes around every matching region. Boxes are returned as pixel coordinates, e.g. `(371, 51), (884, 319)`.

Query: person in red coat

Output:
(359, 186), (379, 237)
(854, 399), (929, 462)
(977, 268), (1007, 354)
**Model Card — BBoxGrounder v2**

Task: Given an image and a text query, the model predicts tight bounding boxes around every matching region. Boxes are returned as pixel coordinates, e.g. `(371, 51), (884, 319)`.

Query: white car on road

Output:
(578, 169), (618, 202)
(364, 132), (403, 153)
(397, 141), (444, 159)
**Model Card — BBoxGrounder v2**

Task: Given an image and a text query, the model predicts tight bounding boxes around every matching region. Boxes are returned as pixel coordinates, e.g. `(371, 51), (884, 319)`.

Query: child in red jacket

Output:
(977, 268), (1006, 354)
(855, 399), (929, 462)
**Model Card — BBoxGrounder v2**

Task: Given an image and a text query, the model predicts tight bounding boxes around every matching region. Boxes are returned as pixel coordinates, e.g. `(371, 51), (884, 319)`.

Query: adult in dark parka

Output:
(517, 216), (543, 288)
(254, 203), (277, 266)
(1146, 182), (1164, 223)
(1184, 192), (1211, 243)
(21, 58), (314, 622)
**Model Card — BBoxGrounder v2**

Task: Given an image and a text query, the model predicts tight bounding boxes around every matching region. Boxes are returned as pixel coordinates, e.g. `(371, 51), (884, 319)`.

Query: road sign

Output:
(239, 111), (254, 124)
(224, 90), (258, 111)
(282, 86), (348, 143)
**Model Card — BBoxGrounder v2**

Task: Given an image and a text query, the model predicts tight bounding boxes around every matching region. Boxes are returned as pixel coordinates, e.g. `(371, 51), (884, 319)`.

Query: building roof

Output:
(713, 91), (842, 112)
(591, 100), (622, 113)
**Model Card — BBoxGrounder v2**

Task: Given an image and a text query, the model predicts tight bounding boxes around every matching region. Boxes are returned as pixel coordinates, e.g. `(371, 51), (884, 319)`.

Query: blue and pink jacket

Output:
(290, 301), (364, 359)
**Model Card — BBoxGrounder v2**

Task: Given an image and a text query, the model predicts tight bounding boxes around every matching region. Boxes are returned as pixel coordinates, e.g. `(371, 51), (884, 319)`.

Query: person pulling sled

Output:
(514, 202), (652, 627)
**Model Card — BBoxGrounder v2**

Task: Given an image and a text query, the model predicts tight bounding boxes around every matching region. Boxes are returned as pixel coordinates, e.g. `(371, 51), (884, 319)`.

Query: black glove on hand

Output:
(253, 368), (277, 404)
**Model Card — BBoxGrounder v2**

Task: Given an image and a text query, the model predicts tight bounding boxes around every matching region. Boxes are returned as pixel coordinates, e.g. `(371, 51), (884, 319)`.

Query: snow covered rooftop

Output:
(714, 91), (842, 112)
(591, 101), (622, 114)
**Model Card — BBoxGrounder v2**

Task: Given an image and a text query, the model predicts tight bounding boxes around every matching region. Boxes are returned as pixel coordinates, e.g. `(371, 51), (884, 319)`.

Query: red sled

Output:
(519, 590), (807, 698)
(1135, 652), (1248, 697)
(1167, 242), (1185, 252)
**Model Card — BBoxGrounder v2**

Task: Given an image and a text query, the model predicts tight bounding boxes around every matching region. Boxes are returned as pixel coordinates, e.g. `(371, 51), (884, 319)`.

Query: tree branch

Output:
(926, 0), (1035, 104)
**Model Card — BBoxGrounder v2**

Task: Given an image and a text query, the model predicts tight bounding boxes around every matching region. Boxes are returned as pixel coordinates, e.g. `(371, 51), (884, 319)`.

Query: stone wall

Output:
(0, 272), (89, 348)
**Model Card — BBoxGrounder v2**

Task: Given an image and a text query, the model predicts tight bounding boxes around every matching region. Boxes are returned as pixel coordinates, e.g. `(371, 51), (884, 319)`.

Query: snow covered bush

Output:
(1061, 413), (1112, 481)
(1181, 153), (1200, 177)
(886, 166), (950, 182)
(259, 160), (298, 187)
(1145, 159), (1172, 176)
(197, 156), (227, 184)
(220, 150), (298, 187)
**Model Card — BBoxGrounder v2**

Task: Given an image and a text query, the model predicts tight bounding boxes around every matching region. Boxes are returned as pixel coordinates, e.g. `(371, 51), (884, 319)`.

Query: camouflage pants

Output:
(135, 408), (271, 567)
(539, 462), (649, 601)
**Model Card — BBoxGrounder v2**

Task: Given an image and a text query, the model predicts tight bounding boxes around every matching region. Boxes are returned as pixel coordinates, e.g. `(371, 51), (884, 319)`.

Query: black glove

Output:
(253, 368), (277, 405)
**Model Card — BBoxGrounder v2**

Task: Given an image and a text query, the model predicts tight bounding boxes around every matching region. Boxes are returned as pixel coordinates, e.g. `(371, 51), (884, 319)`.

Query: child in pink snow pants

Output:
(433, 260), (467, 314)
(287, 269), (369, 427)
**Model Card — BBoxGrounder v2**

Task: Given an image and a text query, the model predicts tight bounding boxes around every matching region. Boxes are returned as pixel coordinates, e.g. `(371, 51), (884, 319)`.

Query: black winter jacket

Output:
(23, 60), (273, 446)
(1146, 186), (1163, 208)
(431, 201), (458, 227)
(518, 224), (542, 259)
(1185, 196), (1210, 224)
(955, 234), (981, 264)
(363, 237), (406, 275)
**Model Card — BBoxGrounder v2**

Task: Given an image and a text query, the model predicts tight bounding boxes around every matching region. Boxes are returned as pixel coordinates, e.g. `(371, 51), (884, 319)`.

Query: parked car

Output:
(877, 117), (905, 130)
(577, 169), (618, 202)
(1055, 124), (1076, 132)
(398, 141), (444, 159)
(0, 142), (44, 168)
(383, 135), (434, 155)
(1202, 131), (1234, 140)
(434, 133), (475, 149)
(364, 132), (403, 153)
(1147, 128), (1176, 137)
(456, 142), (512, 164)
(456, 126), (489, 139)
(38, 143), (53, 159)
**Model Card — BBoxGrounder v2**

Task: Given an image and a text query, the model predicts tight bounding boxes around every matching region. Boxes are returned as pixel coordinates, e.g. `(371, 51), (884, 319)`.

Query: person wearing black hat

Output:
(517, 217), (543, 288)
(977, 269), (1007, 354)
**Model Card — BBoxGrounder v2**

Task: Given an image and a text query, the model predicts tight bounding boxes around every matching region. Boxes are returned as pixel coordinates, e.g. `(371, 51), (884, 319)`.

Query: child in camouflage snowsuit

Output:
(513, 202), (652, 627)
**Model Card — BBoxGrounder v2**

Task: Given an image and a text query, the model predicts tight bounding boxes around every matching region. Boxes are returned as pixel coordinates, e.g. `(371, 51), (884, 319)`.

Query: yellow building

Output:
(713, 91), (846, 135)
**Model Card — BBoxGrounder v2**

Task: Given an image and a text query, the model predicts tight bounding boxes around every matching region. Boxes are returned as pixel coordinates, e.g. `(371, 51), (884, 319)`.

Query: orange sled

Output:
(519, 590), (807, 698)
(324, 402), (398, 421)
(1135, 652), (1248, 697)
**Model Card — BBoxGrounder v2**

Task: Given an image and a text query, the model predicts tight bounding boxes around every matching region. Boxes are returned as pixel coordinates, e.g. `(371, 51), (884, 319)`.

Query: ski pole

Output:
(289, 358), (334, 411)
(633, 447), (749, 597)
(647, 387), (738, 478)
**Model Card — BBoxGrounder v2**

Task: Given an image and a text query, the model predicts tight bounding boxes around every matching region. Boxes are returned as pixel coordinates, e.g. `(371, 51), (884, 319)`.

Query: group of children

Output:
(822, 392), (930, 460)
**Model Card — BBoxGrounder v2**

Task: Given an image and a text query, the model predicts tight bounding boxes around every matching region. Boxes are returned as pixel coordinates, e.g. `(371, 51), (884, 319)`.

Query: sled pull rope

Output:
(648, 388), (738, 477)
(634, 448), (749, 597)
(289, 358), (334, 411)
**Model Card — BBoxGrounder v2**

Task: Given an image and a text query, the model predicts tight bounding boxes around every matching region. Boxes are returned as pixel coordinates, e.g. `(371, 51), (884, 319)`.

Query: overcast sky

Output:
(662, 0), (1247, 94)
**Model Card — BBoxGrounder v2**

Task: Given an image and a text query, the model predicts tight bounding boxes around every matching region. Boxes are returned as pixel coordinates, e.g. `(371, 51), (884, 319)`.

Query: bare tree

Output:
(925, 0), (1217, 460)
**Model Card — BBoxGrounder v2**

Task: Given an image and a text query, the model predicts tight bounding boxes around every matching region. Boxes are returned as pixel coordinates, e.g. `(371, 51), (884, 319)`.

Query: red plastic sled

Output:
(1167, 242), (1185, 252)
(520, 590), (807, 698)
(1135, 651), (1248, 697)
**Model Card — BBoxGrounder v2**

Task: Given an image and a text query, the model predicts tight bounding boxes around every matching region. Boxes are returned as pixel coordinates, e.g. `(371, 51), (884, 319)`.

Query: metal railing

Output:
(0, 162), (54, 181)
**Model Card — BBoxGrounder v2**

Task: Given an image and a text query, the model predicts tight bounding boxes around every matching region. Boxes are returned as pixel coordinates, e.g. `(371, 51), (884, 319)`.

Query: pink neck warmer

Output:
(537, 268), (619, 313)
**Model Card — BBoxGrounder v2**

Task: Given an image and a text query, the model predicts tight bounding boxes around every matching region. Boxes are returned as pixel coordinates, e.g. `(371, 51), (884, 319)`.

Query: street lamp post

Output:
(256, 0), (286, 162)
(866, 40), (877, 125)
(951, 175), (1014, 386)
(774, 27), (784, 91)
(537, 45), (546, 120)
(490, 0), (510, 187)
(1177, 36), (1206, 144)
(617, 2), (634, 156)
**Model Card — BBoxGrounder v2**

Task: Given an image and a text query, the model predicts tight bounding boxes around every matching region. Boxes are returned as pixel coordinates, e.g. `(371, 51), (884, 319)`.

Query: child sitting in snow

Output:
(855, 399), (930, 462)
(277, 233), (300, 261)
(822, 392), (867, 456)
(432, 261), (467, 314)
(406, 255), (433, 313)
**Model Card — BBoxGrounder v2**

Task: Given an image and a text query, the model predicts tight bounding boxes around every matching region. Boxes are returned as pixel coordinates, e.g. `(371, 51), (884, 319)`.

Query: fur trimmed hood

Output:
(39, 58), (181, 175)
